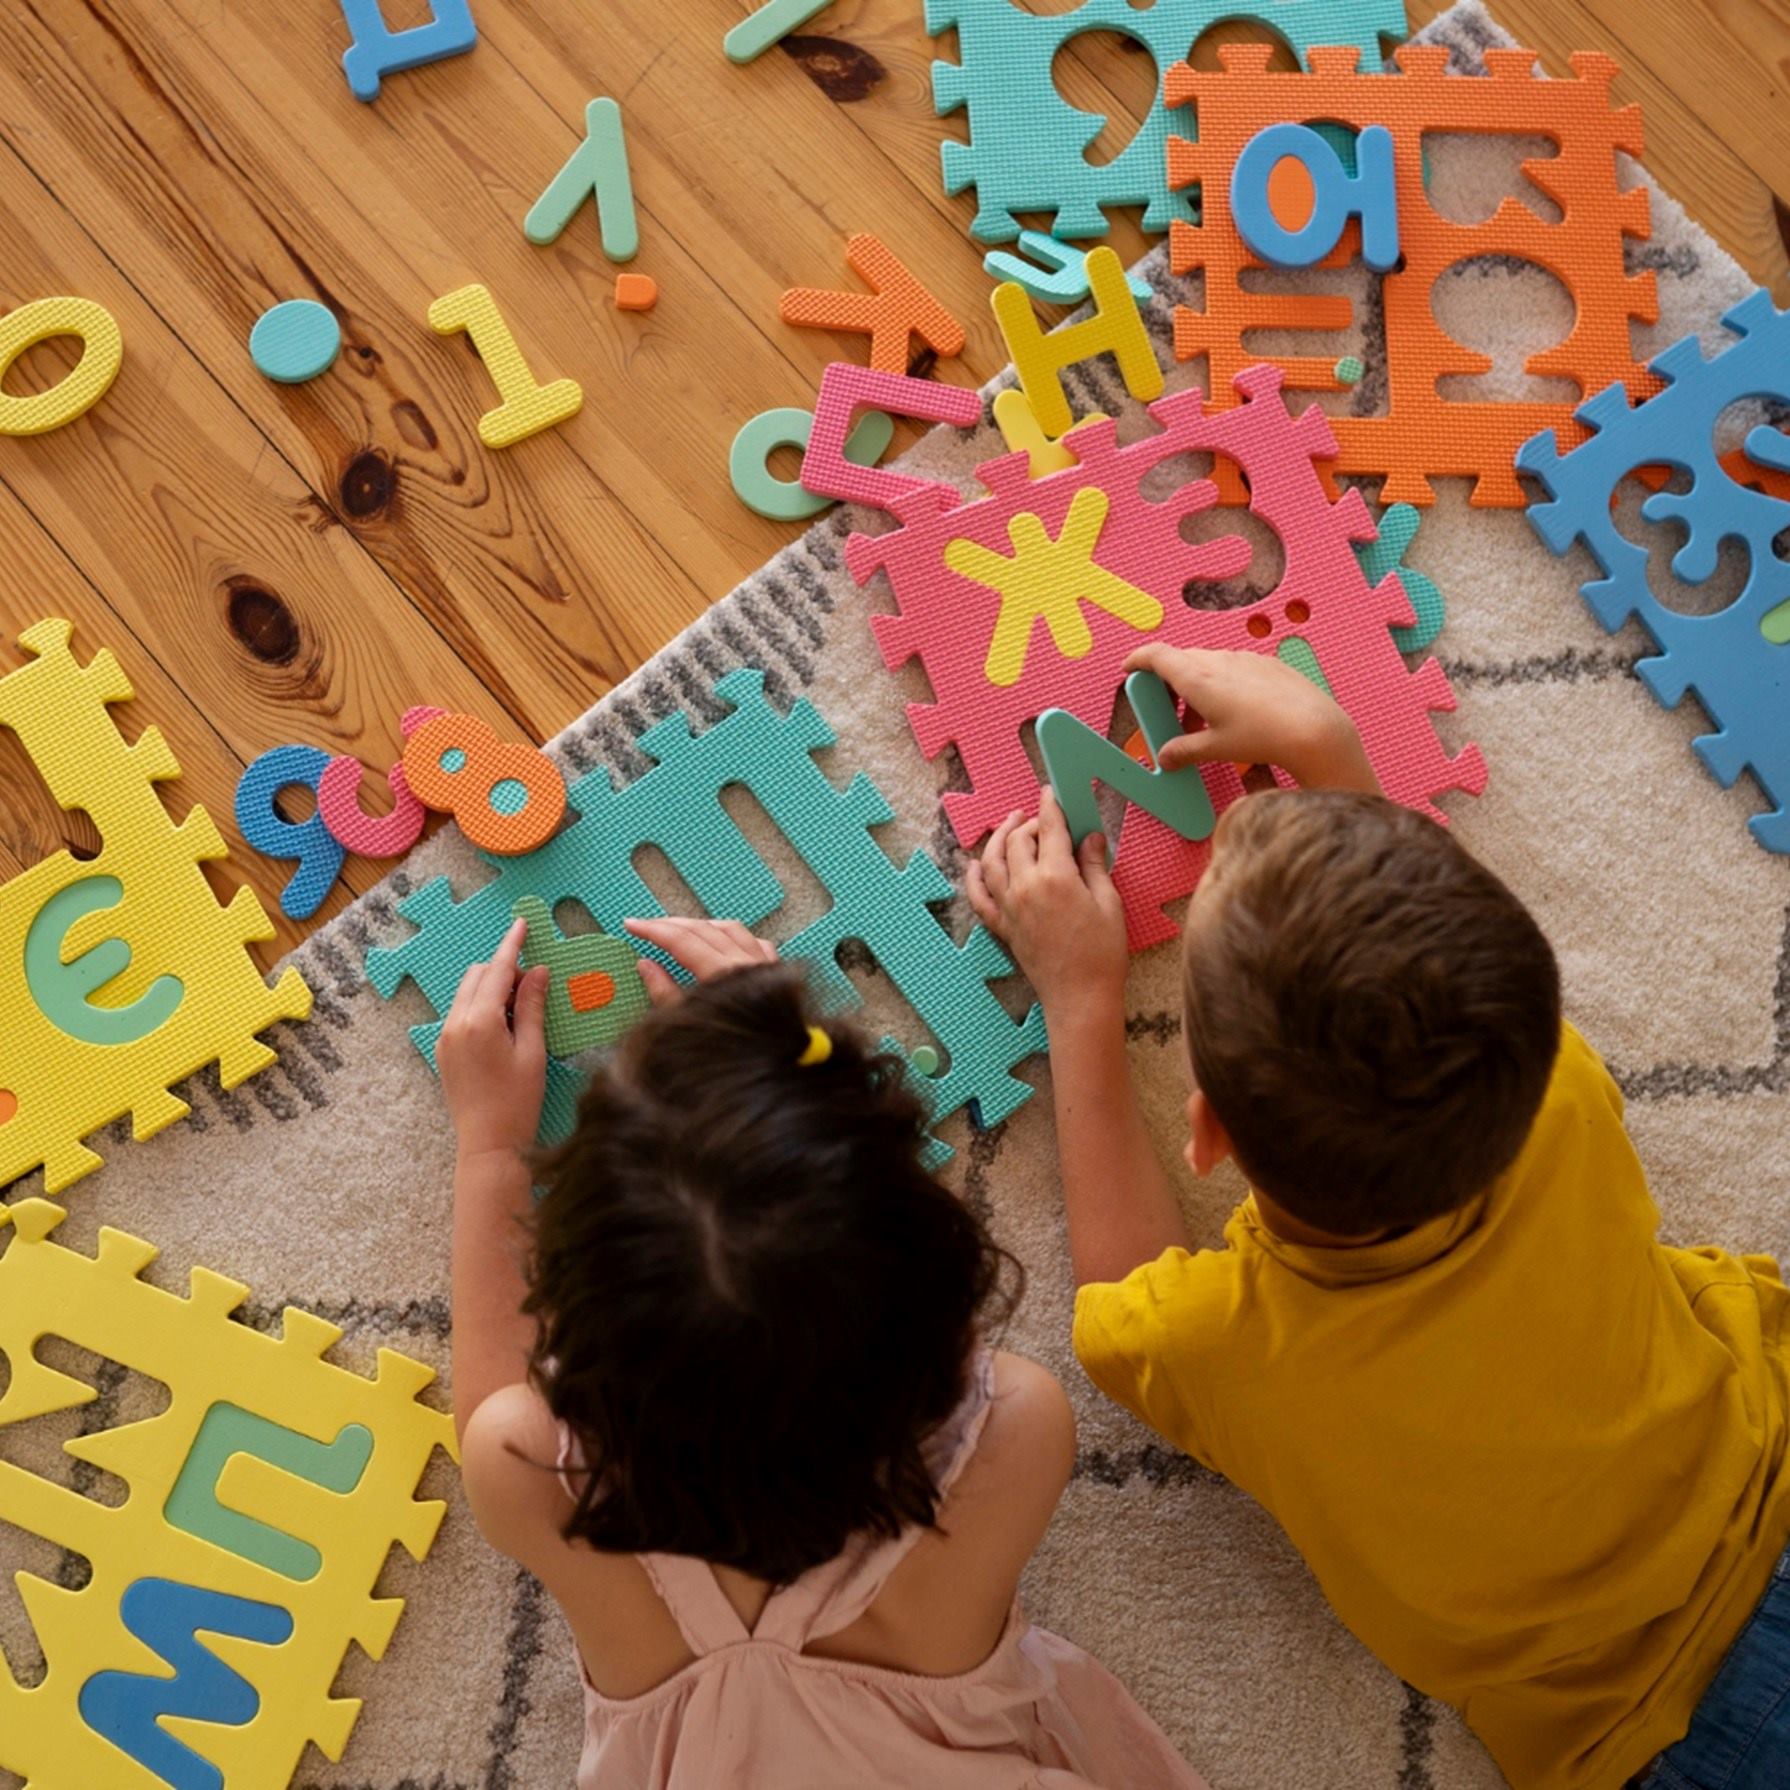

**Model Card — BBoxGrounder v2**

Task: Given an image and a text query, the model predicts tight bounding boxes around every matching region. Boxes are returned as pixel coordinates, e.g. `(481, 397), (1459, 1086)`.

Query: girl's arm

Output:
(436, 917), (550, 1446)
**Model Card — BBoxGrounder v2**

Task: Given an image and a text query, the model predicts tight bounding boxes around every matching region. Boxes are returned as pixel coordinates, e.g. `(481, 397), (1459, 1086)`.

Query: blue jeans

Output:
(1635, 1542), (1790, 1790)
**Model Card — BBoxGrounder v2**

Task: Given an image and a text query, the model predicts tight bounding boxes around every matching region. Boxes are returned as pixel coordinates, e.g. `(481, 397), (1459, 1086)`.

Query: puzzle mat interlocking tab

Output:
(365, 670), (1047, 1157)
(927, 0), (1408, 243)
(0, 1194), (456, 1790)
(1519, 290), (1790, 852)
(848, 367), (1487, 950)
(0, 620), (312, 1194)
(1167, 43), (1659, 506)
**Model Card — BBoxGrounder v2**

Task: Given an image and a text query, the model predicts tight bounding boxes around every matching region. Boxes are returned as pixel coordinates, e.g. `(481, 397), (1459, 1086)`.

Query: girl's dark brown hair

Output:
(526, 962), (1020, 1585)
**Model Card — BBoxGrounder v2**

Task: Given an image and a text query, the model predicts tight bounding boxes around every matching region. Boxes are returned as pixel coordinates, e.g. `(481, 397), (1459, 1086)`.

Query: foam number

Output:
(316, 753), (428, 859)
(991, 247), (1163, 439)
(338, 0), (477, 103)
(1231, 122), (1400, 271)
(234, 745), (345, 921)
(0, 297), (124, 437)
(78, 1578), (293, 1790)
(165, 1403), (375, 1581)
(25, 876), (184, 1046)
(427, 283), (582, 450)
(402, 712), (566, 854)
(1037, 670), (1217, 850)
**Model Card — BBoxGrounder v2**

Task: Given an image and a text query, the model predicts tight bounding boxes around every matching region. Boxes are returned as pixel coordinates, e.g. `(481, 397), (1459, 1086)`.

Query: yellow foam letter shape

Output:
(991, 247), (1162, 439)
(991, 389), (1108, 480)
(427, 283), (583, 449)
(0, 298), (123, 436)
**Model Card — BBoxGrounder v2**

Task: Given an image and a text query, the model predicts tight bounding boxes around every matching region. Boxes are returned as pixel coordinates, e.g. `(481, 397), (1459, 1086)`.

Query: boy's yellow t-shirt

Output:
(1074, 1024), (1790, 1790)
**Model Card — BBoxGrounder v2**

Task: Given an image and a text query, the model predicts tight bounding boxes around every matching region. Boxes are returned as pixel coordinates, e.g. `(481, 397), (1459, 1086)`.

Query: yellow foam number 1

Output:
(427, 283), (583, 449)
(0, 298), (124, 437)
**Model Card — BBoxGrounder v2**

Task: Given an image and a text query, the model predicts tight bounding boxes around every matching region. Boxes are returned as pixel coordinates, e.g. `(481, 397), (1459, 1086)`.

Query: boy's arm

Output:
(1048, 986), (1193, 1287)
(1124, 643), (1383, 795)
(969, 792), (1191, 1287)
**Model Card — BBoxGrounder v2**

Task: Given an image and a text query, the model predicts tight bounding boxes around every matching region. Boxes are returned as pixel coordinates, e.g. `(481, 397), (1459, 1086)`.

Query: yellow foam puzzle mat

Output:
(0, 619), (312, 1193)
(0, 297), (124, 437)
(0, 1196), (458, 1789)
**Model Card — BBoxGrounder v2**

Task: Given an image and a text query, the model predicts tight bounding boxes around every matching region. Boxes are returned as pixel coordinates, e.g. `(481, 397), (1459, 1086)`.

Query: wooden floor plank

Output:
(0, 486), (331, 955)
(5, 2), (719, 735)
(0, 140), (514, 880)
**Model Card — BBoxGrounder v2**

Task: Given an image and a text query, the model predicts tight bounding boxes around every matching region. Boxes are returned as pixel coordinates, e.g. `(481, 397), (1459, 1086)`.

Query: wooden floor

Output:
(0, 0), (1784, 959)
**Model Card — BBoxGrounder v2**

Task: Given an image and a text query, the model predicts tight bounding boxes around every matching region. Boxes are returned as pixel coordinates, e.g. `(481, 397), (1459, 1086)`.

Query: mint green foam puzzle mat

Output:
(365, 670), (1047, 1160)
(928, 0), (1408, 242)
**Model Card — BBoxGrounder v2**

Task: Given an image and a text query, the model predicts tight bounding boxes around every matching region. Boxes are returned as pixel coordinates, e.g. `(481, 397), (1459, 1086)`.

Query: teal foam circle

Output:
(250, 300), (342, 384)
(440, 746), (468, 774)
(490, 778), (529, 815)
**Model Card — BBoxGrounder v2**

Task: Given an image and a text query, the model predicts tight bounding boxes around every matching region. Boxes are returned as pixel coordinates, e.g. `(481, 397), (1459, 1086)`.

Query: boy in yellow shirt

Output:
(969, 644), (1790, 1790)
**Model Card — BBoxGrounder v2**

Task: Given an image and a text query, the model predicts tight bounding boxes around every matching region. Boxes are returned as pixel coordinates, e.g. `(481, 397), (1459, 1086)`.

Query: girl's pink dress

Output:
(557, 1354), (1208, 1789)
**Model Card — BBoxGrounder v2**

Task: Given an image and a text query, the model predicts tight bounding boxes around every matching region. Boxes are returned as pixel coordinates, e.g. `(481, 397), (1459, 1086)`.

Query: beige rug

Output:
(5, 5), (1788, 1786)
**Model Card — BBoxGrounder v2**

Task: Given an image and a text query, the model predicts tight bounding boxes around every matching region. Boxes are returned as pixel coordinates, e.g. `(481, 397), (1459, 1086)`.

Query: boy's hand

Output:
(623, 915), (778, 1005)
(1123, 643), (1380, 795)
(967, 787), (1128, 1012)
(438, 917), (549, 1159)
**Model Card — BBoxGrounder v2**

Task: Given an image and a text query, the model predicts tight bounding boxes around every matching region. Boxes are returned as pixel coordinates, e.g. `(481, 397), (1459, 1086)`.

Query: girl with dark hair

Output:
(437, 913), (1205, 1790)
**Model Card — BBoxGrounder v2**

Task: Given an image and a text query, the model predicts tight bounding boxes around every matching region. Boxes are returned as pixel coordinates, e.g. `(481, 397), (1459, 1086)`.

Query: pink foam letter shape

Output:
(800, 363), (983, 515)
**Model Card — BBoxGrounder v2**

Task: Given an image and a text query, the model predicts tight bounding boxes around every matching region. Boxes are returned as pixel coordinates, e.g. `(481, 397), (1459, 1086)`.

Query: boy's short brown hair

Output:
(1183, 791), (1562, 1236)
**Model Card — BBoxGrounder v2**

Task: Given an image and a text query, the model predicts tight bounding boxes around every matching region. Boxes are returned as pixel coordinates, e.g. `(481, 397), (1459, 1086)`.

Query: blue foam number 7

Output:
(235, 745), (346, 921)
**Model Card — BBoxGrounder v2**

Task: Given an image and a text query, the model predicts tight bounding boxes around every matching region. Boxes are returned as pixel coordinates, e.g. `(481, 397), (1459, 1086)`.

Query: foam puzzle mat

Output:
(0, 1195), (456, 1790)
(0, 621), (312, 1194)
(1167, 44), (1658, 506)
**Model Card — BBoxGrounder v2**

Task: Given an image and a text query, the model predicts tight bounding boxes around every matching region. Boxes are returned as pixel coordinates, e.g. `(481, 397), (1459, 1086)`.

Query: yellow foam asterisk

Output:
(945, 487), (1164, 687)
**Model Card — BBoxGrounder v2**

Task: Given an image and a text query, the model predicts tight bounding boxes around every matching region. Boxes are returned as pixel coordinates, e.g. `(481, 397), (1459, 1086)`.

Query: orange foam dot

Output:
(568, 970), (617, 1013)
(1267, 154), (1316, 233)
(615, 273), (657, 313)
(0, 1091), (17, 1126)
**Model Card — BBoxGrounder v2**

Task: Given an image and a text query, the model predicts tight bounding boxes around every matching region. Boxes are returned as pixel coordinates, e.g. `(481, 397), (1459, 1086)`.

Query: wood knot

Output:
(340, 448), (394, 518)
(225, 579), (301, 666)
(779, 35), (885, 102)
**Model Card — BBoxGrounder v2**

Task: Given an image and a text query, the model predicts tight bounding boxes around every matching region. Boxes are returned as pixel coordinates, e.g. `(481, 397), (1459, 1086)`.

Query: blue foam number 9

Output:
(235, 745), (345, 920)
(25, 876), (184, 1045)
(1232, 123), (1400, 273)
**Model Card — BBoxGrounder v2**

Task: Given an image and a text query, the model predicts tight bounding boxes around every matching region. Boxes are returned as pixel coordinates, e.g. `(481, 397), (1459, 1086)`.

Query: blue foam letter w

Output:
(79, 1579), (294, 1790)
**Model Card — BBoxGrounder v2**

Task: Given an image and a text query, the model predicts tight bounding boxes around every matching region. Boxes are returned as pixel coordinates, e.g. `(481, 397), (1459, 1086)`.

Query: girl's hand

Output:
(1122, 643), (1380, 794)
(437, 917), (549, 1158)
(622, 915), (778, 1005)
(966, 787), (1128, 1015)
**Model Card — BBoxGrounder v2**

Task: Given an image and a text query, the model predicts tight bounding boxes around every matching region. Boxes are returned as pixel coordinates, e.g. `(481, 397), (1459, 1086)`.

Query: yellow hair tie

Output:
(797, 1025), (833, 1068)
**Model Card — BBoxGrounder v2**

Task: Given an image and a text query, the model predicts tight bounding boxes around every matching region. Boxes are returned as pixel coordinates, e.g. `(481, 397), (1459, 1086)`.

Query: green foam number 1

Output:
(165, 1402), (374, 1582)
(25, 876), (184, 1046)
(1037, 669), (1216, 851)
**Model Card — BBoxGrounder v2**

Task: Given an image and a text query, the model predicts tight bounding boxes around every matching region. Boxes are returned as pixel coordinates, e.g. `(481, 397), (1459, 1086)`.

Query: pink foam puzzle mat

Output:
(847, 367), (1486, 949)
